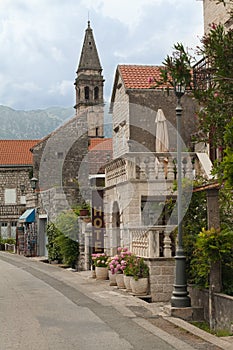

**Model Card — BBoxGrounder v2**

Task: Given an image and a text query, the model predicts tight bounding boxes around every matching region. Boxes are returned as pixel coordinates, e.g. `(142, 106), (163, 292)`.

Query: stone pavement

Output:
(74, 270), (233, 350)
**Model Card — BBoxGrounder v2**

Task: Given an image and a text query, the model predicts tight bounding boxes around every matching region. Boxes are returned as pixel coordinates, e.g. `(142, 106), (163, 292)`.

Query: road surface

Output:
(0, 252), (196, 350)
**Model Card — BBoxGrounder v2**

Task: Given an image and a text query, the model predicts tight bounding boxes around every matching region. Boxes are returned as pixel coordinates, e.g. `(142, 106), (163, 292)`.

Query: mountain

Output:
(0, 105), (112, 140)
(0, 105), (74, 140)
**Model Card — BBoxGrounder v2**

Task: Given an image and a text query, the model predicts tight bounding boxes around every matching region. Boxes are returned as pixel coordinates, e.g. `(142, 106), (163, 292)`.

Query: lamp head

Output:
(174, 81), (186, 101)
(30, 177), (38, 191)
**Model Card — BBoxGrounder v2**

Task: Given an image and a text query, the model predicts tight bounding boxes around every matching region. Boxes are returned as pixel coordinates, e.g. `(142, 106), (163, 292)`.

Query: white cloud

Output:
(13, 81), (41, 92)
(0, 0), (204, 109)
(48, 80), (74, 97)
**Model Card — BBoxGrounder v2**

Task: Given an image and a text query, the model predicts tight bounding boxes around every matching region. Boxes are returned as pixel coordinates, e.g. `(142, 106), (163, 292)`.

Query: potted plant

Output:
(108, 247), (131, 289)
(130, 257), (149, 296)
(92, 252), (109, 280)
(74, 202), (91, 217)
(123, 254), (137, 292)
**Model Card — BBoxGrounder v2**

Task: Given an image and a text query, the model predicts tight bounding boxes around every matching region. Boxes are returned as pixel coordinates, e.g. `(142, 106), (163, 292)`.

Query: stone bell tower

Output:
(74, 21), (105, 138)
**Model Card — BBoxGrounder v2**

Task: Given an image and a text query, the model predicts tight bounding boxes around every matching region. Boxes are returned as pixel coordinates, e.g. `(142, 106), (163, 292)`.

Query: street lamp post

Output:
(171, 82), (191, 308)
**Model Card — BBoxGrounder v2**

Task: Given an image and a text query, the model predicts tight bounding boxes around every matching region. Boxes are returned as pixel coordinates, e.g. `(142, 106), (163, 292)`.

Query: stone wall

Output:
(128, 90), (198, 152)
(112, 75), (130, 159)
(203, 0), (233, 33)
(32, 112), (89, 211)
(0, 166), (33, 237)
(147, 257), (175, 302)
(189, 286), (233, 332)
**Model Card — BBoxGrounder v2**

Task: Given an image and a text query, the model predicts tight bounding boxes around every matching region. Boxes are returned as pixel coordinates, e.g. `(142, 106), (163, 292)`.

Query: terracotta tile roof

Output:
(118, 65), (166, 89)
(89, 138), (112, 151)
(0, 140), (39, 166)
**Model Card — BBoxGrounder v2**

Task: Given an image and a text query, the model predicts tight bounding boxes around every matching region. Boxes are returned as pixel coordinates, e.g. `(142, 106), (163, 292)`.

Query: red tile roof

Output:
(118, 65), (165, 89)
(89, 138), (112, 151)
(0, 140), (39, 166)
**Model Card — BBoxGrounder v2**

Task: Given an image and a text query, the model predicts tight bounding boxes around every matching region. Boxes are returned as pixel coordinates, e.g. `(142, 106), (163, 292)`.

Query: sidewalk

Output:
(75, 270), (233, 350)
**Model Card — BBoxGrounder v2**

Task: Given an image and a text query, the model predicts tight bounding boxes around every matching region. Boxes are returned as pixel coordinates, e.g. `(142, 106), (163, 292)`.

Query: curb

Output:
(165, 316), (233, 350)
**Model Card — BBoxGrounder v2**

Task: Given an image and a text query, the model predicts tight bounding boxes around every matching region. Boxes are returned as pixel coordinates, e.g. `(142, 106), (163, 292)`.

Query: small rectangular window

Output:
(5, 189), (16, 204)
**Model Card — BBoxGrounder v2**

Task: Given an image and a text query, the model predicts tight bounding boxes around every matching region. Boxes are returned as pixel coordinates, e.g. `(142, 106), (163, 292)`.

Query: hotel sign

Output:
(92, 189), (105, 254)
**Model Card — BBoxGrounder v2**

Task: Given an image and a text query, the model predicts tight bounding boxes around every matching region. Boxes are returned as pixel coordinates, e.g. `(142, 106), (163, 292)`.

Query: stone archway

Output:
(112, 201), (121, 255)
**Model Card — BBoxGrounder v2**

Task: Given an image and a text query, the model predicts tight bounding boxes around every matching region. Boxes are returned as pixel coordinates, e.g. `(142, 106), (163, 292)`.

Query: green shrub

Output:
(191, 227), (233, 289)
(2, 238), (16, 245)
(56, 234), (79, 269)
(46, 222), (63, 263)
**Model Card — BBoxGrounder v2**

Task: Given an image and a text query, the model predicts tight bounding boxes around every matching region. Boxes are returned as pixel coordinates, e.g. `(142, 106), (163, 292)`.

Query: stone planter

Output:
(108, 271), (117, 286)
(95, 266), (108, 280)
(123, 275), (133, 292)
(130, 277), (148, 296)
(116, 273), (125, 289)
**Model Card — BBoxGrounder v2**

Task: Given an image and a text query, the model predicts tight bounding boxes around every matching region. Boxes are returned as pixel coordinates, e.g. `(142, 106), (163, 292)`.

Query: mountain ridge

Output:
(0, 105), (74, 140)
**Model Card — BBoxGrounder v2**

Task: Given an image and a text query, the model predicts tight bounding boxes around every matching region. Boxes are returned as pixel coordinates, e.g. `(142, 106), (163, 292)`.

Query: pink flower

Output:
(148, 76), (154, 83)
(211, 23), (217, 30)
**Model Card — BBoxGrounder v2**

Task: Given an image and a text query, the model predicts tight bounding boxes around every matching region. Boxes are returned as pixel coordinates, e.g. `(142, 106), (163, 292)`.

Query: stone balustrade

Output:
(105, 152), (198, 187)
(129, 225), (176, 259)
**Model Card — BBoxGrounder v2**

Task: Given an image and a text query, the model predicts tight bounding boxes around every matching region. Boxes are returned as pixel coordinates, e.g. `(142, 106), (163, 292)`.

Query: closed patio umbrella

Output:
(155, 108), (169, 152)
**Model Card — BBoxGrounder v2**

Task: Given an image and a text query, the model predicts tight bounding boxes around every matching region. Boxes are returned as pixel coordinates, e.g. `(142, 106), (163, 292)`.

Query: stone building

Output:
(0, 140), (39, 239)
(103, 64), (211, 302)
(203, 0), (233, 33)
(30, 21), (112, 257)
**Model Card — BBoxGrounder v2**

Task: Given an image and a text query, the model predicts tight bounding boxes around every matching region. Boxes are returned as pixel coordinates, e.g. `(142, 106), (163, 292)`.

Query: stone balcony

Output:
(105, 151), (211, 187)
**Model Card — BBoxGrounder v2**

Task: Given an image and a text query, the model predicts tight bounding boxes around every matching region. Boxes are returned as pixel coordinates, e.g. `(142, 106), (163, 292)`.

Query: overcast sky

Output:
(0, 0), (204, 110)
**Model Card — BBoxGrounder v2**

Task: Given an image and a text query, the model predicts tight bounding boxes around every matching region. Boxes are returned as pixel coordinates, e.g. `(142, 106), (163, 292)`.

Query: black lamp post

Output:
(171, 82), (191, 308)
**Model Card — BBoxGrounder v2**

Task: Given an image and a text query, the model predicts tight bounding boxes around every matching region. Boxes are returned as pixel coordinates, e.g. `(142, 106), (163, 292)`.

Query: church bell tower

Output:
(74, 21), (104, 138)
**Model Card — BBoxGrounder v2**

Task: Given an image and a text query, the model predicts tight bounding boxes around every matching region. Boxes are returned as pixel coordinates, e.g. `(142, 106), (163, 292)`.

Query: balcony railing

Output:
(129, 225), (176, 259)
(105, 152), (201, 188)
(193, 56), (215, 91)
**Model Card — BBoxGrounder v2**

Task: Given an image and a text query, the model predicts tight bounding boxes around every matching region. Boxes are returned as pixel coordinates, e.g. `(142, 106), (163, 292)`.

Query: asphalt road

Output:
(0, 252), (196, 350)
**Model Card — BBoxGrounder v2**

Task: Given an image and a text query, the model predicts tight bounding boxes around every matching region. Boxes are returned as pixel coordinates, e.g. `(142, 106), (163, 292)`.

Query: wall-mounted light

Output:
(20, 184), (25, 194)
(30, 177), (38, 192)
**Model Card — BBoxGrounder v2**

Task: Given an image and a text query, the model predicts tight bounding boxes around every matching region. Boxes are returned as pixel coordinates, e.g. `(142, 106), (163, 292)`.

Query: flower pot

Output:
(108, 271), (117, 286)
(116, 273), (125, 289)
(130, 277), (148, 296)
(79, 209), (89, 217)
(95, 266), (108, 280)
(123, 275), (133, 292)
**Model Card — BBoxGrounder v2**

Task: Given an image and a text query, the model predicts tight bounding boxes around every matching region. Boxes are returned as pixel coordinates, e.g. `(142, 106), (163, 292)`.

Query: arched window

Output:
(84, 86), (89, 100)
(94, 86), (99, 100)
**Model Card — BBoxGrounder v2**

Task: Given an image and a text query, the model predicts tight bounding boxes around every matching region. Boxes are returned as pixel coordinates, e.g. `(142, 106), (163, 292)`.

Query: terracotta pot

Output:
(108, 271), (117, 286)
(95, 266), (108, 280)
(130, 277), (148, 296)
(116, 273), (125, 289)
(79, 209), (89, 217)
(123, 275), (133, 292)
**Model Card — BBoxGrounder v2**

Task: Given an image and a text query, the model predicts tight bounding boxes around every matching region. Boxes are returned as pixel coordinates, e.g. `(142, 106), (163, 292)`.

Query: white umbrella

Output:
(155, 108), (169, 152)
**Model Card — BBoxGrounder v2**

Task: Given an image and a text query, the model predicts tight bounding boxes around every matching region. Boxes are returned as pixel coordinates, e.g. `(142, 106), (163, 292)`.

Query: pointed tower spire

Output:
(74, 21), (104, 138)
(77, 20), (102, 73)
